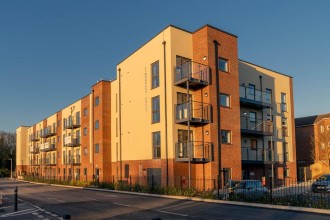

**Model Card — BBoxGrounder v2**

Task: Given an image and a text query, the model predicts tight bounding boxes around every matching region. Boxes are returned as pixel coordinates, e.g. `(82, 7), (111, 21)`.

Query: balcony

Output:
(30, 159), (40, 166)
(241, 116), (273, 136)
(174, 61), (210, 89)
(30, 134), (40, 142)
(43, 157), (57, 166)
(29, 146), (39, 154)
(175, 101), (211, 125)
(64, 116), (81, 129)
(64, 136), (80, 147)
(41, 126), (57, 138)
(40, 142), (56, 152)
(241, 147), (271, 165)
(175, 141), (213, 163)
(64, 155), (81, 165)
(239, 85), (272, 109)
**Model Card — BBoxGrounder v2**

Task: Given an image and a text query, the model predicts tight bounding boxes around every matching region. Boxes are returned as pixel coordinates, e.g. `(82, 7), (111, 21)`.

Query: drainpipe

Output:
(92, 89), (95, 181)
(118, 68), (123, 181)
(259, 75), (265, 176)
(163, 41), (169, 187)
(213, 40), (222, 188)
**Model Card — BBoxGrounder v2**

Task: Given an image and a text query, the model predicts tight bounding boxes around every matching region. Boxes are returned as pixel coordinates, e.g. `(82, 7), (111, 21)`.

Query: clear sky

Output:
(1, 0), (329, 132)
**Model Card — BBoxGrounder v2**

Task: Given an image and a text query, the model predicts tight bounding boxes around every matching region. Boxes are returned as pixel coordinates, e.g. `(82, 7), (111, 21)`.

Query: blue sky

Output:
(1, 0), (329, 132)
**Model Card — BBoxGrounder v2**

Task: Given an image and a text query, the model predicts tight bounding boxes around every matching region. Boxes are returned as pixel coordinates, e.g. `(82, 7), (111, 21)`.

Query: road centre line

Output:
(157, 210), (189, 217)
(113, 202), (131, 207)
(47, 197), (65, 203)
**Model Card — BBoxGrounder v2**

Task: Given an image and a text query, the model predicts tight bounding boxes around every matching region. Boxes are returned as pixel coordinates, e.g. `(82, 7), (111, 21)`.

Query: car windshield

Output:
(318, 175), (330, 181)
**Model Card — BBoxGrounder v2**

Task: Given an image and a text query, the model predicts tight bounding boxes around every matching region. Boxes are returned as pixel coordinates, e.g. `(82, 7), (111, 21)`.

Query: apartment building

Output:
(16, 24), (296, 188)
(239, 60), (296, 185)
(16, 80), (111, 181)
(296, 114), (330, 180)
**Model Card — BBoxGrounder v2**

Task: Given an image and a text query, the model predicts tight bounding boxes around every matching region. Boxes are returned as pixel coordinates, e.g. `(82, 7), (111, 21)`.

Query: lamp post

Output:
(9, 159), (12, 179)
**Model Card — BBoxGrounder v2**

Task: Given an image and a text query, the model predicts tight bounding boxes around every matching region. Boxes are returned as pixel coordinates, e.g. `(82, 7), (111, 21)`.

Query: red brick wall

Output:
(191, 25), (242, 183)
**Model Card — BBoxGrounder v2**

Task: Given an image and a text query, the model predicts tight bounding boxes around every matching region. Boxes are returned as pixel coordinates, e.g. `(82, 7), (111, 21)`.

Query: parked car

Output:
(233, 180), (268, 198)
(213, 180), (240, 199)
(311, 174), (330, 193)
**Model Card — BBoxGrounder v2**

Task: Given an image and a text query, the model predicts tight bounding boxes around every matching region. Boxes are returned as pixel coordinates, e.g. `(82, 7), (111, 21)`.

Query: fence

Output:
(22, 175), (330, 209)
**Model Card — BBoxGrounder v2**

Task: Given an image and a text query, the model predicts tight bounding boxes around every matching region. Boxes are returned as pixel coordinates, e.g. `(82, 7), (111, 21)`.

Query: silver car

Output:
(233, 180), (268, 197)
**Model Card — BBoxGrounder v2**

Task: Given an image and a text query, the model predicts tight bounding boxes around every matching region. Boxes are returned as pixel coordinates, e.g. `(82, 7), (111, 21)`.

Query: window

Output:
(221, 130), (231, 144)
(95, 96), (100, 106)
(248, 84), (255, 100)
(95, 120), (99, 130)
(219, 57), (228, 72)
(327, 125), (330, 130)
(83, 127), (87, 136)
(84, 168), (87, 175)
(281, 93), (287, 112)
(84, 147), (88, 155)
(267, 114), (273, 121)
(321, 125), (325, 133)
(152, 132), (161, 158)
(282, 118), (287, 127)
(83, 108), (88, 116)
(284, 168), (290, 178)
(151, 61), (159, 89)
(251, 139), (257, 150)
(265, 89), (272, 104)
(152, 96), (160, 123)
(220, 93), (230, 107)
(95, 143), (100, 153)
(249, 112), (256, 123)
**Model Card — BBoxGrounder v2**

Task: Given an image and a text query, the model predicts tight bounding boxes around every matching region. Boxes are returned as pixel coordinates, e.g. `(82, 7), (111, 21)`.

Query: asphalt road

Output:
(0, 179), (329, 220)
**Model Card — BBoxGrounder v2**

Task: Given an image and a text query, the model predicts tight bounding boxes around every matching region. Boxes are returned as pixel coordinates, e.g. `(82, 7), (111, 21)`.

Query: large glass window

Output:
(152, 132), (161, 158)
(95, 143), (100, 153)
(221, 130), (231, 144)
(152, 96), (160, 123)
(95, 96), (100, 106)
(95, 120), (99, 130)
(281, 93), (287, 112)
(219, 58), (228, 72)
(151, 61), (159, 89)
(220, 93), (230, 107)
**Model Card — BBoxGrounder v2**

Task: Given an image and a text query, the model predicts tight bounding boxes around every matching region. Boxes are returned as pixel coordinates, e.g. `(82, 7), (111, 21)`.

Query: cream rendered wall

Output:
(239, 60), (294, 162)
(61, 100), (82, 162)
(115, 26), (193, 161)
(16, 126), (29, 166)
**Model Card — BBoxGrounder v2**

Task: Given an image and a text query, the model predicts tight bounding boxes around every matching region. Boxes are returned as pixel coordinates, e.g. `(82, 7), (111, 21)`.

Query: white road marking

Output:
(0, 208), (37, 217)
(113, 202), (131, 207)
(48, 197), (65, 203)
(158, 210), (189, 217)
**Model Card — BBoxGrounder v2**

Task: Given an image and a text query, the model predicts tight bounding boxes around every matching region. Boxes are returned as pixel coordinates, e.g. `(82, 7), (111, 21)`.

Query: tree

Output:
(0, 131), (16, 170)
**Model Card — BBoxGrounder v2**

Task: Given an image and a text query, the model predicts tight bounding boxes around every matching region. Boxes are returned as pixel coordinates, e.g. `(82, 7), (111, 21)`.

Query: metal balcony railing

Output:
(174, 61), (210, 89)
(42, 157), (57, 166)
(64, 155), (81, 165)
(239, 85), (272, 108)
(175, 141), (213, 163)
(30, 134), (40, 142)
(30, 147), (39, 154)
(240, 116), (273, 136)
(64, 136), (80, 147)
(30, 159), (40, 166)
(41, 126), (57, 138)
(64, 116), (81, 129)
(175, 101), (211, 125)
